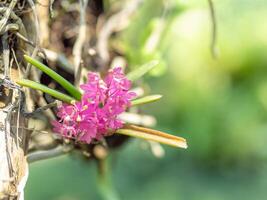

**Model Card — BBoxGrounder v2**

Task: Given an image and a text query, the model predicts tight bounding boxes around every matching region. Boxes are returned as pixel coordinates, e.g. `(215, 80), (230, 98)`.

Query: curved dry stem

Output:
(207, 0), (218, 58)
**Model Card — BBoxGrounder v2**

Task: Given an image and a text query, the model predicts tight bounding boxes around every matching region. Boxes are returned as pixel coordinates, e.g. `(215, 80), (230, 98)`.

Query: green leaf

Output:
(131, 94), (162, 106)
(17, 79), (75, 104)
(116, 125), (187, 149)
(24, 55), (81, 100)
(127, 60), (159, 81)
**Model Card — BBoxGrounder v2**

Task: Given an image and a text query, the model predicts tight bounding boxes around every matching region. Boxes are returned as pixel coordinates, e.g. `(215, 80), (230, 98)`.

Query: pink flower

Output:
(52, 67), (136, 144)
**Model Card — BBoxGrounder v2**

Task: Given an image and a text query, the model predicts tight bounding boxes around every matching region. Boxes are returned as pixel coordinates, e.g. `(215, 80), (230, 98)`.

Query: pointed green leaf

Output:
(116, 125), (187, 149)
(24, 55), (81, 100)
(131, 94), (162, 106)
(17, 79), (75, 104)
(127, 60), (159, 81)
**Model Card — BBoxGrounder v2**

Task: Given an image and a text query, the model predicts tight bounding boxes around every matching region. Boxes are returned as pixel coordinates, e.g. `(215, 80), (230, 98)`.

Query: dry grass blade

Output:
(116, 125), (187, 149)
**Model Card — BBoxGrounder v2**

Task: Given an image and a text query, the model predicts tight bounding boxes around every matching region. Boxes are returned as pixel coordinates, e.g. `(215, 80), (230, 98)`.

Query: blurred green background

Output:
(25, 0), (267, 199)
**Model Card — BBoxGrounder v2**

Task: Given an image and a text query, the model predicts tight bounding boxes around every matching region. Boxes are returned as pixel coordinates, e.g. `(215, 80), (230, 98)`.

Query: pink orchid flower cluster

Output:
(52, 67), (136, 144)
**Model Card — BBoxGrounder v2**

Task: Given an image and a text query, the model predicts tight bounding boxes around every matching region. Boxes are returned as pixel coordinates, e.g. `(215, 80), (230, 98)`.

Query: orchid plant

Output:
(17, 55), (187, 149)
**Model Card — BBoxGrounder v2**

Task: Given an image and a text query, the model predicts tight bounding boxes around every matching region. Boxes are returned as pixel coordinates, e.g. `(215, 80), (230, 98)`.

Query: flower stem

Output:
(97, 158), (121, 200)
(17, 79), (75, 104)
(24, 55), (82, 100)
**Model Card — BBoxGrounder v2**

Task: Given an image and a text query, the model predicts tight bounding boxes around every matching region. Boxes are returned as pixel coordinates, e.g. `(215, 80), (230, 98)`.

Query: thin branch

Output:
(31, 66), (57, 120)
(208, 0), (218, 58)
(22, 100), (60, 118)
(43, 48), (74, 74)
(24, 0), (41, 78)
(15, 32), (35, 47)
(96, 0), (143, 66)
(73, 0), (89, 86)
(49, 0), (55, 18)
(1, 33), (10, 78)
(0, 0), (18, 34)
(27, 145), (73, 163)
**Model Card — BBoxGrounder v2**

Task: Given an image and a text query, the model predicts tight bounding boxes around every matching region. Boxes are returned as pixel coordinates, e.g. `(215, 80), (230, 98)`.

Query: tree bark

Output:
(0, 89), (29, 200)
(0, 1), (34, 199)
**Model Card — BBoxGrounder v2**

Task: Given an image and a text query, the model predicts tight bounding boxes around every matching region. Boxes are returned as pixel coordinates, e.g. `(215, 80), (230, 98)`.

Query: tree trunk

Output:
(0, 91), (29, 200)
(0, 1), (34, 199)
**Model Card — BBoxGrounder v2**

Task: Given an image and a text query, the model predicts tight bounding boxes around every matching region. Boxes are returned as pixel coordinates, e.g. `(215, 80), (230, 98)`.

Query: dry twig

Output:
(207, 0), (218, 58)
(96, 0), (143, 67)
(73, 0), (89, 86)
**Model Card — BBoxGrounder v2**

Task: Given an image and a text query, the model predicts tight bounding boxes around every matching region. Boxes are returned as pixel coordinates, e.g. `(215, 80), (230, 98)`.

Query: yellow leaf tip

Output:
(177, 140), (188, 149)
(154, 94), (163, 99)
